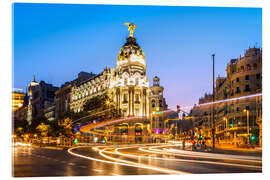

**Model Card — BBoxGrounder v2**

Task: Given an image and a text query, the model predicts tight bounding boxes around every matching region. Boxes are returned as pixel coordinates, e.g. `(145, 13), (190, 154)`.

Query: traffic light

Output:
(74, 138), (78, 144)
(229, 123), (233, 128)
(250, 135), (255, 140)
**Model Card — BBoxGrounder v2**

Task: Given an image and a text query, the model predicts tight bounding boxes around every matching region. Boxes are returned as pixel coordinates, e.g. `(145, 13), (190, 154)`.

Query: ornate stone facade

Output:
(70, 36), (151, 117)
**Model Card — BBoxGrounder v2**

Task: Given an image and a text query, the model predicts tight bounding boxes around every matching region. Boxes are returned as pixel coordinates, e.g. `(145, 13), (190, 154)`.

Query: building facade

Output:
(149, 76), (168, 134)
(70, 35), (151, 118)
(12, 91), (26, 112)
(26, 77), (59, 124)
(190, 47), (262, 146)
(55, 72), (95, 120)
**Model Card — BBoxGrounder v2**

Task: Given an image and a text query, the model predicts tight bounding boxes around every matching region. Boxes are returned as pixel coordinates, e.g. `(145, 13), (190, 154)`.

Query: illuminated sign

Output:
(152, 111), (164, 115)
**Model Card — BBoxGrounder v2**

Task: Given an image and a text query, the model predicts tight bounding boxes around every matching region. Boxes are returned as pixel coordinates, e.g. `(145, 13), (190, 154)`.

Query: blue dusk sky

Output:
(13, 3), (262, 111)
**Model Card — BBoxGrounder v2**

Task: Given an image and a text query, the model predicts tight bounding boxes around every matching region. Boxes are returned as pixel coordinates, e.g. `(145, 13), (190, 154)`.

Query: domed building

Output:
(70, 24), (162, 118)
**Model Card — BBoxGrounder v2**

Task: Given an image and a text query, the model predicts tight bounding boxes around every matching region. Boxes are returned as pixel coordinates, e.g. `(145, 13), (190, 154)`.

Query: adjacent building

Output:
(12, 90), (26, 112)
(54, 72), (95, 120)
(26, 76), (59, 124)
(190, 47), (262, 146)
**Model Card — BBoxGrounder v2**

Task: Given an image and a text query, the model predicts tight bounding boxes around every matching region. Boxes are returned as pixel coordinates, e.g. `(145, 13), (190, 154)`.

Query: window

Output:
(247, 64), (251, 70)
(245, 85), (250, 92)
(245, 75), (249, 80)
(236, 107), (240, 112)
(253, 63), (257, 69)
(236, 87), (240, 94)
(256, 73), (260, 79)
(159, 100), (163, 107)
(241, 66), (244, 71)
(123, 94), (128, 103)
(236, 77), (240, 82)
(152, 100), (155, 108)
(135, 94), (139, 103)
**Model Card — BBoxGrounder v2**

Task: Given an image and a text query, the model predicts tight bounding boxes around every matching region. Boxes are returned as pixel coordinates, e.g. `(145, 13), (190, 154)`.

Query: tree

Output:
(36, 122), (49, 137)
(58, 117), (73, 137)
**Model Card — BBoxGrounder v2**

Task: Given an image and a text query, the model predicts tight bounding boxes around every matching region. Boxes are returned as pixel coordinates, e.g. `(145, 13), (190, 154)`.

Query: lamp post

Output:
(212, 54), (215, 151)
(243, 109), (250, 145)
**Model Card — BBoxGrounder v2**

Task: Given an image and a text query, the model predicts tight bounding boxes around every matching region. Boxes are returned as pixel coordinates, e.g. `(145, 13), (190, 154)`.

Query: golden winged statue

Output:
(124, 23), (137, 37)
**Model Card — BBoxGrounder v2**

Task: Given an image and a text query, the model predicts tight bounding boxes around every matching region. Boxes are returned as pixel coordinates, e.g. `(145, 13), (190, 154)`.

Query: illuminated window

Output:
(135, 94), (139, 102)
(123, 94), (128, 103)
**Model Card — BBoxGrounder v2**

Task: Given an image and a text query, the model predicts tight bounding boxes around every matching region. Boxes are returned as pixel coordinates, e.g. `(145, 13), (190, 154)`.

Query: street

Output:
(13, 144), (262, 177)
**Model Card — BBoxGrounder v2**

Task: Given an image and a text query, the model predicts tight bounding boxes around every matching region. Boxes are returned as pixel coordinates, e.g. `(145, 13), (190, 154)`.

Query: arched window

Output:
(159, 100), (163, 107)
(152, 100), (155, 108)
(123, 94), (128, 103)
(135, 94), (139, 102)
(247, 64), (251, 70)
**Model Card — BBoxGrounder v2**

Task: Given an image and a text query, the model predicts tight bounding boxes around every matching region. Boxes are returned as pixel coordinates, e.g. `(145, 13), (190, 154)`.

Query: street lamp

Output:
(212, 54), (215, 151)
(243, 109), (250, 145)
(106, 99), (110, 105)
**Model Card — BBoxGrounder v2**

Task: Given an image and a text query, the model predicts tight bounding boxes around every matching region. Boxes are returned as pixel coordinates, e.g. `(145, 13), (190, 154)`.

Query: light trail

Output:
(95, 146), (188, 174)
(162, 148), (262, 161)
(68, 146), (188, 174)
(72, 107), (115, 124)
(114, 146), (261, 170)
(138, 145), (262, 163)
(172, 93), (262, 111)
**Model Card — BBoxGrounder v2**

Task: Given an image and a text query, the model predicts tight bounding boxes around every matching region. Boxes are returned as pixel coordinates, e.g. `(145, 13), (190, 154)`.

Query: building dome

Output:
(29, 75), (39, 87)
(153, 76), (160, 82)
(118, 37), (144, 61)
(116, 36), (146, 75)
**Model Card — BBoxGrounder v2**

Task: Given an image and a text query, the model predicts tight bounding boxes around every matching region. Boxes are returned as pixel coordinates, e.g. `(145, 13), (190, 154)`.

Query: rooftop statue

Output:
(124, 23), (137, 37)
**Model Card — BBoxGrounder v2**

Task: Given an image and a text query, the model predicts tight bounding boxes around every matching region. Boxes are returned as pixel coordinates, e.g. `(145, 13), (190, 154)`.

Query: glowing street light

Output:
(105, 100), (110, 105)
(243, 109), (250, 145)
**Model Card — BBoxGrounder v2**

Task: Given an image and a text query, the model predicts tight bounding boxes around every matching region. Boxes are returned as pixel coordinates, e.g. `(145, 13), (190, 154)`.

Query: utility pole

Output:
(212, 54), (215, 151)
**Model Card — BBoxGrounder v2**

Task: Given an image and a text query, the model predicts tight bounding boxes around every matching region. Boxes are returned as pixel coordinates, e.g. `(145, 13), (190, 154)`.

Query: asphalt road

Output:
(12, 144), (262, 177)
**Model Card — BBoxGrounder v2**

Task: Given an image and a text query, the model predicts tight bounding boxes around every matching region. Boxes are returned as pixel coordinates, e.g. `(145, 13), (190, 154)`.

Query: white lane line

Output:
(115, 146), (261, 170)
(68, 146), (188, 175)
